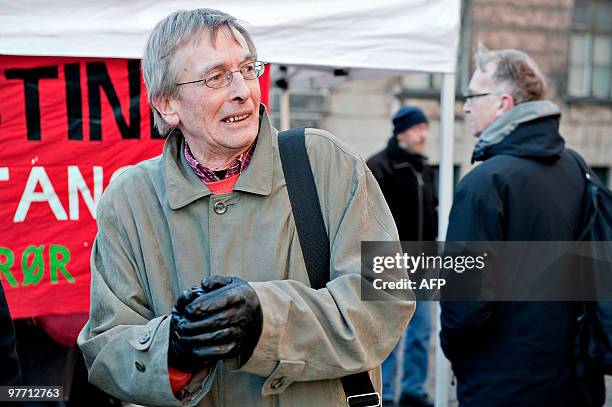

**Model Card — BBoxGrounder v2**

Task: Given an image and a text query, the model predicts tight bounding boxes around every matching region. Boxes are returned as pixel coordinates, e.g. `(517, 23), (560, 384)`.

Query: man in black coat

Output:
(1, 283), (21, 385)
(440, 47), (605, 406)
(367, 106), (438, 242)
(367, 106), (437, 407)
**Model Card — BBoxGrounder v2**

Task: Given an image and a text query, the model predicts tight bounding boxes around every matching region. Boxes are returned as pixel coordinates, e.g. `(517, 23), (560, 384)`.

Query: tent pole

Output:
(434, 72), (455, 407)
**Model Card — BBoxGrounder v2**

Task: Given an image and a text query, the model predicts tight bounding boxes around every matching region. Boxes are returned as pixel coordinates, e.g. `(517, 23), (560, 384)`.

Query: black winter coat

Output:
(440, 114), (605, 406)
(367, 137), (438, 241)
(1, 284), (21, 385)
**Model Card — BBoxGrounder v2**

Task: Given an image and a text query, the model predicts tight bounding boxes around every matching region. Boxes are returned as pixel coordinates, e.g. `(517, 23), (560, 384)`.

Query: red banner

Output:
(0, 56), (270, 318)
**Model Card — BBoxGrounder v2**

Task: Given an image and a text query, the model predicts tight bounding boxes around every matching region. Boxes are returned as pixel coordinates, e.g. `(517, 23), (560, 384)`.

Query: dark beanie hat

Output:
(392, 105), (428, 136)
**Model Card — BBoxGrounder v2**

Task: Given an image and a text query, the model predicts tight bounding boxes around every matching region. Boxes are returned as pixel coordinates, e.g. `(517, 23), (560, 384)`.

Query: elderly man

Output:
(78, 8), (413, 407)
(440, 47), (605, 406)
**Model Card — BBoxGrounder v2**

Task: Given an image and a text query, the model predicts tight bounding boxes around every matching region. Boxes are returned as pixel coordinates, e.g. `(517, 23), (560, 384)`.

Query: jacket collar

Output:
(472, 100), (563, 163)
(385, 136), (427, 172)
(164, 105), (274, 209)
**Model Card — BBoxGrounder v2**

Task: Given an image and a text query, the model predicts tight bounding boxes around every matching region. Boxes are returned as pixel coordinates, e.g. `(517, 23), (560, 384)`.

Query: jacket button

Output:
(138, 332), (150, 344)
(135, 361), (146, 372)
(213, 201), (227, 214)
(270, 377), (285, 390)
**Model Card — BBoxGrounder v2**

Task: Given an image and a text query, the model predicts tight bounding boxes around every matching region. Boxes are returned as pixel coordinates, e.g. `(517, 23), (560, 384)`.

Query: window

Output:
(430, 165), (461, 195)
(396, 0), (471, 100)
(268, 89), (327, 130)
(568, 0), (612, 99)
(398, 72), (442, 95)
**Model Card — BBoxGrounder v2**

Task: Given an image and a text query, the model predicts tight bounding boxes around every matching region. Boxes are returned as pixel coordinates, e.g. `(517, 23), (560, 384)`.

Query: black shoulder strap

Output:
(278, 128), (330, 290)
(566, 149), (600, 240)
(278, 128), (380, 407)
(566, 148), (591, 178)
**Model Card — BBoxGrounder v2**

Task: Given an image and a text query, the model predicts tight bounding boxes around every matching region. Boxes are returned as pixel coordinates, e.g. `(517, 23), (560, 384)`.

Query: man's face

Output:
(463, 62), (501, 137)
(397, 122), (429, 154)
(169, 27), (261, 157)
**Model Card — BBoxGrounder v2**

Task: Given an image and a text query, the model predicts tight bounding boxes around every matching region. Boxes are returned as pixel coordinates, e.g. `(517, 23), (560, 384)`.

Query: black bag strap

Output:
(278, 128), (380, 407)
(566, 149), (600, 241)
(278, 128), (330, 290)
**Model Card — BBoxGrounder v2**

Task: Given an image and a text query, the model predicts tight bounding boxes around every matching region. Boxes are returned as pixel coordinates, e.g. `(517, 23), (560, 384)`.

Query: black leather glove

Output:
(184, 275), (263, 366)
(168, 284), (208, 372)
(169, 276), (263, 371)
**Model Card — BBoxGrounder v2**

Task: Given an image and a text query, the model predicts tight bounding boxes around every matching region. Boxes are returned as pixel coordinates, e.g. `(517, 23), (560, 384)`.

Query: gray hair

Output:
(142, 8), (257, 135)
(474, 45), (547, 104)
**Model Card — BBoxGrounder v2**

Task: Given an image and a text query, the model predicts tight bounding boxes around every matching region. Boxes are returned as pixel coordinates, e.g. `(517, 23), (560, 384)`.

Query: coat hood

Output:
(472, 100), (565, 164)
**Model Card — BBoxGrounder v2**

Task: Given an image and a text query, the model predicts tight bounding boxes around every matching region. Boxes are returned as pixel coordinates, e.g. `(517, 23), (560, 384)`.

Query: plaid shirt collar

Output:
(184, 139), (257, 183)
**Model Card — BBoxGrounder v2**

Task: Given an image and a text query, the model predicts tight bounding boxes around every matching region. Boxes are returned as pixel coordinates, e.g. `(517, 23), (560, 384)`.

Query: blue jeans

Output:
(381, 301), (432, 401)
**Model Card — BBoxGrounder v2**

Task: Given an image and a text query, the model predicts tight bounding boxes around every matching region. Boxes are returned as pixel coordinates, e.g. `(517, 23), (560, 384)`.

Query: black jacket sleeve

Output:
(0, 284), (21, 385)
(440, 186), (504, 362)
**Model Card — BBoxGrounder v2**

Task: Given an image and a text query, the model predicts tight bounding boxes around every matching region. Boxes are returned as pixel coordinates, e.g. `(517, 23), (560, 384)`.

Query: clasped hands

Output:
(168, 275), (263, 373)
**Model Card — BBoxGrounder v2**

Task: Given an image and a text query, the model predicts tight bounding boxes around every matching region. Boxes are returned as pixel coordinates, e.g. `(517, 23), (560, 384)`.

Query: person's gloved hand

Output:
(168, 276), (263, 371)
(184, 276), (263, 367)
(168, 284), (209, 372)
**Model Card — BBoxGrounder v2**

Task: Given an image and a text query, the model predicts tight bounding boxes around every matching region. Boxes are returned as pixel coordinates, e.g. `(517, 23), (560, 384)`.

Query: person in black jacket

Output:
(367, 106), (437, 407)
(440, 47), (605, 406)
(1, 283), (21, 386)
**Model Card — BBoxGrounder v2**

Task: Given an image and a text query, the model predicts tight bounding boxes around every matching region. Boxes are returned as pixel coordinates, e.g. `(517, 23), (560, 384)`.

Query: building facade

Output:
(270, 0), (612, 189)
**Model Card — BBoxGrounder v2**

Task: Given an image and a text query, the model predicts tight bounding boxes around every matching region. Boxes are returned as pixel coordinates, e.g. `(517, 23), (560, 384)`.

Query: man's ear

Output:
(152, 96), (180, 127)
(495, 93), (515, 117)
(396, 131), (408, 149)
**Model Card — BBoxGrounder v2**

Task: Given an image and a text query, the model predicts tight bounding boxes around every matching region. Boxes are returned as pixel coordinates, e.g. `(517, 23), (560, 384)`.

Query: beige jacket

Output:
(78, 108), (414, 406)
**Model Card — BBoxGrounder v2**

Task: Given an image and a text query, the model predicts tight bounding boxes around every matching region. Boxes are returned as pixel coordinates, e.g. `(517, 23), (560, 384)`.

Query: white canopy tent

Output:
(0, 0), (458, 71)
(0, 1), (460, 405)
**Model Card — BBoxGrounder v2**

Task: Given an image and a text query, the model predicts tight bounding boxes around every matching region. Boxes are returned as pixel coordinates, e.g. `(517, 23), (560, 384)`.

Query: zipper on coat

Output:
(391, 161), (425, 241)
(407, 166), (424, 241)
(417, 172), (424, 241)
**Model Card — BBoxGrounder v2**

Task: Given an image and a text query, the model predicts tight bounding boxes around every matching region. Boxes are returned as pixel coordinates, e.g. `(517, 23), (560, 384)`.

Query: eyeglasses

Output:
(462, 92), (495, 102)
(176, 61), (265, 89)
